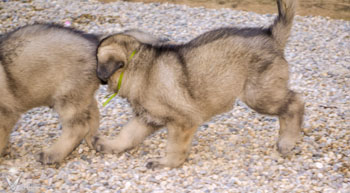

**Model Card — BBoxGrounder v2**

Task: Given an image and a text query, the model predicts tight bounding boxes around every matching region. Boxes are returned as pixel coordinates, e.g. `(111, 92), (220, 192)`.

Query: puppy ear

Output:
(97, 34), (110, 42)
(98, 33), (139, 53)
(123, 29), (169, 45)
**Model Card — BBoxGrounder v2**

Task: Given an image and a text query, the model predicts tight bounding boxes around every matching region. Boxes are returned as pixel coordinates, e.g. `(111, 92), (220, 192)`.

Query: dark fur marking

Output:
(0, 106), (11, 115)
(146, 161), (155, 169)
(0, 40), (4, 63)
(151, 43), (182, 53)
(0, 36), (21, 97)
(57, 96), (70, 108)
(38, 152), (45, 164)
(176, 52), (195, 99)
(298, 105), (304, 127)
(122, 40), (129, 51)
(77, 58), (86, 63)
(187, 27), (272, 49)
(1, 62), (20, 97)
(278, 91), (296, 115)
(143, 27), (272, 52)
(250, 54), (273, 73)
(0, 40), (17, 96)
(146, 121), (164, 129)
(161, 101), (189, 125)
(250, 55), (262, 64)
(257, 60), (273, 73)
(66, 110), (91, 127)
(132, 101), (166, 129)
(145, 44), (195, 99)
(137, 45), (157, 86)
(92, 136), (99, 147)
(276, 0), (288, 25)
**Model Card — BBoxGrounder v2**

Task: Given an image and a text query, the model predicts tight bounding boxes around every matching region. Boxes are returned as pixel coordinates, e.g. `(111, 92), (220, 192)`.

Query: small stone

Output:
(315, 162), (324, 169)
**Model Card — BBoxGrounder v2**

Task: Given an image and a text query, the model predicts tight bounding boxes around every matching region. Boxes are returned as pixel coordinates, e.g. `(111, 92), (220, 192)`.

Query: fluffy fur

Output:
(0, 24), (101, 164)
(93, 0), (304, 168)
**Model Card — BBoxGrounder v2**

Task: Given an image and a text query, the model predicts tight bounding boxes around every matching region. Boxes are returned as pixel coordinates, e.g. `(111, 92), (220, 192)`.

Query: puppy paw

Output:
(92, 136), (103, 152)
(277, 137), (297, 156)
(146, 157), (184, 169)
(0, 143), (11, 157)
(0, 147), (10, 157)
(146, 159), (163, 170)
(92, 136), (117, 154)
(37, 151), (63, 165)
(84, 134), (95, 149)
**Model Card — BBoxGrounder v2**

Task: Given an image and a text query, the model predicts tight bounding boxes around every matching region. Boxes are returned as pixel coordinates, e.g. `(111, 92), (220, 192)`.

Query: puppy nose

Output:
(97, 67), (109, 82)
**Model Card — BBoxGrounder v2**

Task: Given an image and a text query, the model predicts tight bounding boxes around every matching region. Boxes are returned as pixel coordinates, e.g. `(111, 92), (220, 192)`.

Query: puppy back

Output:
(0, 24), (100, 109)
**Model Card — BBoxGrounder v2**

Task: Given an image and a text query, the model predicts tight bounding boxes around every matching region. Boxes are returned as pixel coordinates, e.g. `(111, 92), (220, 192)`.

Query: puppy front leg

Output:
(93, 117), (156, 154)
(83, 99), (100, 149)
(146, 125), (197, 169)
(0, 110), (19, 156)
(37, 105), (91, 164)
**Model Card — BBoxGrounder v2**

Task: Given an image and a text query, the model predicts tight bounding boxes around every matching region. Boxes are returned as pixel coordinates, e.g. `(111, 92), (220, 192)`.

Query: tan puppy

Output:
(94, 0), (304, 169)
(0, 24), (101, 164)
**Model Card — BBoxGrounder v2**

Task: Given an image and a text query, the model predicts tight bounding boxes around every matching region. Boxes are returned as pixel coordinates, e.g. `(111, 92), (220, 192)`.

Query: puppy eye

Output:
(115, 61), (124, 68)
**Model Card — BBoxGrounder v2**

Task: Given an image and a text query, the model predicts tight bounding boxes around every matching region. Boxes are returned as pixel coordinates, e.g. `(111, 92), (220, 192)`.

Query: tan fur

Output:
(93, 0), (304, 168)
(0, 24), (101, 164)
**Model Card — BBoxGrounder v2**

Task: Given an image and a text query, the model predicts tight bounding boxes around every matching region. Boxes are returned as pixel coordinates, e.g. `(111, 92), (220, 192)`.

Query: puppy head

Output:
(96, 34), (140, 85)
(97, 31), (167, 91)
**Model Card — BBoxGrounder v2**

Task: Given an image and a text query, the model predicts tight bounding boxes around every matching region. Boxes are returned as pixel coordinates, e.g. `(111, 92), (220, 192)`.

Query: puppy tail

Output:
(271, 0), (296, 50)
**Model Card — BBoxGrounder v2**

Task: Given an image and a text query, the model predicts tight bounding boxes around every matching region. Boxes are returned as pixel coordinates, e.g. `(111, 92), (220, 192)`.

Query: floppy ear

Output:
(123, 29), (170, 45)
(96, 34), (140, 82)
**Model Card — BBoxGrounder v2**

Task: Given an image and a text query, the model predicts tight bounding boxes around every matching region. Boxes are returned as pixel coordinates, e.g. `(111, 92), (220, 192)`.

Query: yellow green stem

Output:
(102, 50), (136, 107)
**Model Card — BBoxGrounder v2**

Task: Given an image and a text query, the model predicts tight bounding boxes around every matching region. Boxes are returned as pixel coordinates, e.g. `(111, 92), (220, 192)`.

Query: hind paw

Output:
(37, 151), (64, 165)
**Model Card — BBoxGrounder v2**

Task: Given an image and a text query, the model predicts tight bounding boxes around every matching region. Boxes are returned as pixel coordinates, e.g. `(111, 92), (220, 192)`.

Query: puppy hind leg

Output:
(277, 92), (304, 155)
(146, 124), (197, 169)
(93, 117), (156, 154)
(38, 103), (91, 164)
(84, 99), (100, 149)
(242, 87), (304, 156)
(0, 109), (19, 156)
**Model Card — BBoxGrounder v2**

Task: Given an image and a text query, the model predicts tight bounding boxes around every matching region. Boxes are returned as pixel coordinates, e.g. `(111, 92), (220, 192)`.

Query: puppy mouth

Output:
(99, 79), (108, 85)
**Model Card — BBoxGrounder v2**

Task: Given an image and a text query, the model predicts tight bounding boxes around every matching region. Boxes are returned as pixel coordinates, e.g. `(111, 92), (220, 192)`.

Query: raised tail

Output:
(271, 0), (296, 50)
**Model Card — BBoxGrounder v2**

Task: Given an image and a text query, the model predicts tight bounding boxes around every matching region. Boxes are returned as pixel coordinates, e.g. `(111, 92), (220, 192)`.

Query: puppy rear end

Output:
(0, 24), (100, 164)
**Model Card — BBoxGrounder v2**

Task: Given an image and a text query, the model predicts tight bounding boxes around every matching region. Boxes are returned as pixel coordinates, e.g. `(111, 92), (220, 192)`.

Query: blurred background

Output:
(100, 0), (350, 20)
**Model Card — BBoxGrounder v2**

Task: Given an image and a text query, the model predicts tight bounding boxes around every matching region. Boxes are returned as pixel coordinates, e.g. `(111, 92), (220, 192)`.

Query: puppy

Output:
(94, 0), (304, 168)
(0, 23), (101, 164)
(0, 24), (169, 165)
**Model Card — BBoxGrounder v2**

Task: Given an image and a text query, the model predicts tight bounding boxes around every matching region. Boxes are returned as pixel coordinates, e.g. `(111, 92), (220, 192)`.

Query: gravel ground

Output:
(0, 0), (349, 192)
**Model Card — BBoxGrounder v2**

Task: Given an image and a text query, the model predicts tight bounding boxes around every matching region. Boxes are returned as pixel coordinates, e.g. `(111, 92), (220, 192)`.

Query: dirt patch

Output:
(99, 0), (350, 20)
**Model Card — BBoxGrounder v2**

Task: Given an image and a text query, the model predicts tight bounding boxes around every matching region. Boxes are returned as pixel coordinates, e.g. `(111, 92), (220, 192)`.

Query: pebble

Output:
(315, 162), (324, 169)
(0, 0), (349, 192)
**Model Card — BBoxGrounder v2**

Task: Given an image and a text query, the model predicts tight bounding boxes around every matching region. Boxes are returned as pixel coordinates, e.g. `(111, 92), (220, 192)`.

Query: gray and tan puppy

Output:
(94, 0), (304, 169)
(0, 24), (101, 164)
(0, 24), (166, 165)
